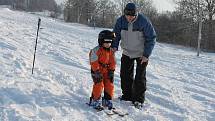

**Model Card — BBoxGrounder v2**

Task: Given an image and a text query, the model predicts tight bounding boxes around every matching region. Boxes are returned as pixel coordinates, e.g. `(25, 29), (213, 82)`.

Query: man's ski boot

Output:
(102, 97), (113, 110)
(133, 101), (143, 109)
(89, 97), (104, 111)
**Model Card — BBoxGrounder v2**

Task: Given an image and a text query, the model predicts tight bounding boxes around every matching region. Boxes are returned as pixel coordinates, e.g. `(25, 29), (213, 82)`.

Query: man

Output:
(112, 3), (156, 108)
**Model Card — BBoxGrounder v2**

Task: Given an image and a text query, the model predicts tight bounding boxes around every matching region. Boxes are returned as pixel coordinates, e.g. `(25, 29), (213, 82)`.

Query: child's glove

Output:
(92, 70), (103, 83)
(108, 70), (114, 81)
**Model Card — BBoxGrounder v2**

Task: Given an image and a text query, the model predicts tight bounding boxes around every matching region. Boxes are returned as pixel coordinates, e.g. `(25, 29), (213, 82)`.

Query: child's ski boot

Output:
(102, 97), (113, 110)
(89, 97), (104, 111)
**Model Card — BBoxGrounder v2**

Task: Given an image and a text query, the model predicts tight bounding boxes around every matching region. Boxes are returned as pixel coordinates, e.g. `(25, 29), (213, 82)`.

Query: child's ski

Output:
(86, 102), (128, 117)
(104, 108), (128, 117)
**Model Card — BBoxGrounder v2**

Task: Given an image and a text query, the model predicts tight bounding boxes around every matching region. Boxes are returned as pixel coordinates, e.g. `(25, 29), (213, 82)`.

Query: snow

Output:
(0, 7), (215, 121)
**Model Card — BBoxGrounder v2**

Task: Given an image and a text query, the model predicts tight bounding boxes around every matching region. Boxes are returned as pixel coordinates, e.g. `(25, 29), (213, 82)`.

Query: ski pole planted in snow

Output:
(32, 18), (41, 74)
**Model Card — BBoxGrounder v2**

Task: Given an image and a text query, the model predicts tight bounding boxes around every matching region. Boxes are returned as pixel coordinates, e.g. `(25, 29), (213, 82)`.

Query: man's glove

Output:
(108, 70), (114, 81)
(92, 70), (103, 83)
(140, 56), (148, 64)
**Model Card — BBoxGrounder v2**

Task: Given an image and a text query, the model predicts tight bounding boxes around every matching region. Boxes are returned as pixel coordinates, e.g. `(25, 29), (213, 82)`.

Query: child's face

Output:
(103, 42), (111, 48)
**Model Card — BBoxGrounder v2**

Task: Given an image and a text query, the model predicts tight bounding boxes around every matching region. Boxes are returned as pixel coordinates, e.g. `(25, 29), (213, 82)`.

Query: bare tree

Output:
(93, 0), (118, 27)
(197, 0), (203, 56)
(64, 0), (118, 28)
(64, 0), (96, 24)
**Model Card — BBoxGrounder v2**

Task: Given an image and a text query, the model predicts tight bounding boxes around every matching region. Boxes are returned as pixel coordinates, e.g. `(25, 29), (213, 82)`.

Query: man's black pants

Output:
(120, 54), (148, 103)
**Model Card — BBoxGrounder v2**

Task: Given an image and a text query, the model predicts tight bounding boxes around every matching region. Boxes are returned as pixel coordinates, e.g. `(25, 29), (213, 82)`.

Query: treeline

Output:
(64, 0), (157, 28)
(64, 0), (118, 28)
(0, 0), (62, 17)
(0, 0), (214, 52)
(64, 0), (215, 52)
(155, 0), (215, 52)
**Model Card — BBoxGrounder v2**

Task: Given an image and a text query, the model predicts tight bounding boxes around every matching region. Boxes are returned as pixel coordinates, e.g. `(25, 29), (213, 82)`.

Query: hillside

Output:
(0, 8), (215, 121)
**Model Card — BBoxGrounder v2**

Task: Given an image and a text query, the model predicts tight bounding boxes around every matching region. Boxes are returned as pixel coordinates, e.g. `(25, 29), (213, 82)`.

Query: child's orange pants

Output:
(91, 70), (114, 100)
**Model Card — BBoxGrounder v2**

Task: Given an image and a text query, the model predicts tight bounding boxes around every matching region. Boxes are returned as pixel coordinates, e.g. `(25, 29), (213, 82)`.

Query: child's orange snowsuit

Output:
(89, 46), (116, 100)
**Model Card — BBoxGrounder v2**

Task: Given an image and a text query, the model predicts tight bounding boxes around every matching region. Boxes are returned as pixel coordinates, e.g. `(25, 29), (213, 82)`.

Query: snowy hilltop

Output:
(0, 7), (215, 121)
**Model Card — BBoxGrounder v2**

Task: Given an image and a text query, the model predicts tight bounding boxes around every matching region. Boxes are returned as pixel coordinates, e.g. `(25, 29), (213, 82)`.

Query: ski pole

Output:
(32, 18), (41, 74)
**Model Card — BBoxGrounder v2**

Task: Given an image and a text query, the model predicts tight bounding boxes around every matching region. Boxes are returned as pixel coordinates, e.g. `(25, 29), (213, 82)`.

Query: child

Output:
(89, 30), (116, 110)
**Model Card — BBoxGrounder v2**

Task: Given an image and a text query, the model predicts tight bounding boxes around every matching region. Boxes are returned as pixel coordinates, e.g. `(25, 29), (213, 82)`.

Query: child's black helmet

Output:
(124, 3), (137, 16)
(98, 30), (116, 46)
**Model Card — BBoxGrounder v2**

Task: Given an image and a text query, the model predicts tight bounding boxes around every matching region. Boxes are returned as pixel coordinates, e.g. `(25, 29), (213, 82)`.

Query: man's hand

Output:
(140, 56), (148, 64)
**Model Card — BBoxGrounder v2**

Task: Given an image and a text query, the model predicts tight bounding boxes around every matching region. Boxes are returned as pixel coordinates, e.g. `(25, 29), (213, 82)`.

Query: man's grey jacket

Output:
(112, 13), (157, 58)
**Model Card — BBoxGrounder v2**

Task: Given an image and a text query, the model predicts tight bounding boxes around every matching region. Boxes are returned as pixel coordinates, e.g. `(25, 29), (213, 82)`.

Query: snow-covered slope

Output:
(0, 8), (215, 121)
